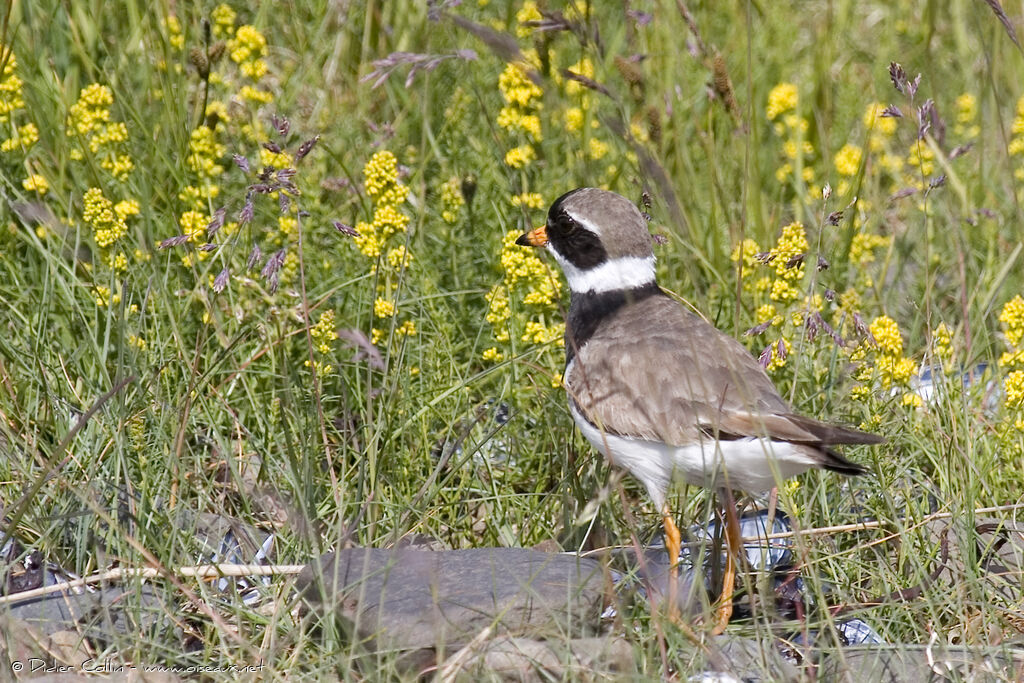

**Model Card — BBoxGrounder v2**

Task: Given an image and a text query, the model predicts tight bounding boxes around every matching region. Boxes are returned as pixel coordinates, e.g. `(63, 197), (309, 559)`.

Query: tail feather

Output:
(819, 447), (869, 476)
(785, 414), (885, 447)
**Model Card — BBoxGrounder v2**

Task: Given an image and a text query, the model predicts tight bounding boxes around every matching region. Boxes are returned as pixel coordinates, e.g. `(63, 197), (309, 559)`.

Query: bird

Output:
(515, 187), (883, 630)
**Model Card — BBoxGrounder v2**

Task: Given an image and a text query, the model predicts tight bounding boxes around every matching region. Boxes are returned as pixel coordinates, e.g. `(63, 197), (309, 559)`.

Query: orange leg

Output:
(712, 494), (742, 634)
(662, 506), (681, 619)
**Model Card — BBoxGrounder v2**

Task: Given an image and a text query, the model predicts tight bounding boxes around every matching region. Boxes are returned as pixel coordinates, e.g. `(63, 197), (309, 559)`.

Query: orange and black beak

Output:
(515, 224), (548, 248)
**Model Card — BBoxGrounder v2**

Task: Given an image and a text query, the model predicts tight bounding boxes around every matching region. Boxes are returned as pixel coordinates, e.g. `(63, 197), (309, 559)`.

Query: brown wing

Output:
(566, 294), (882, 448)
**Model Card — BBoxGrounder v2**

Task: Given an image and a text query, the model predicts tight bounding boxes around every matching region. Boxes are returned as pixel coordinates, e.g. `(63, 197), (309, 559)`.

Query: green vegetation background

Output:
(2, 0), (1024, 675)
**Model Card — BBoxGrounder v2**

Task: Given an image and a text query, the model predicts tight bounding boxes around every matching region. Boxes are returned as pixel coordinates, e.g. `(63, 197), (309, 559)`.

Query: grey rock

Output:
(819, 643), (1024, 682)
(443, 635), (636, 681)
(297, 547), (611, 665)
(2, 584), (167, 640)
(701, 634), (801, 681)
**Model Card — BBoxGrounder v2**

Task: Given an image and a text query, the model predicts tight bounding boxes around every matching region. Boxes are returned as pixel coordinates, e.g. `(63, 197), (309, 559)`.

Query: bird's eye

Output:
(557, 212), (576, 234)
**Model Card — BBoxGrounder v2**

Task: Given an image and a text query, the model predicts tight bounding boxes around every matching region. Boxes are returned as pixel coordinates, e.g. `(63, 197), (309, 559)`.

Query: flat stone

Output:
(819, 643), (1024, 682)
(297, 547), (610, 662)
(442, 635), (636, 680)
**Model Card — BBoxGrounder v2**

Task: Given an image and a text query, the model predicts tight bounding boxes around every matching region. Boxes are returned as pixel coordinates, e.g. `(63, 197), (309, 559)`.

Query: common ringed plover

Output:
(516, 187), (883, 629)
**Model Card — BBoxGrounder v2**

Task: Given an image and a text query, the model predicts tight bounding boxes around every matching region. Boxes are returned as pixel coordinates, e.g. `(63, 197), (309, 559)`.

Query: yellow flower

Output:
(587, 137), (609, 160)
(0, 50), (24, 123)
(498, 62), (543, 108)
(228, 25), (267, 66)
(863, 102), (898, 136)
(833, 143), (862, 177)
(902, 392), (923, 408)
(386, 245), (412, 270)
(933, 322), (953, 361)
(955, 93), (977, 124)
(730, 238), (761, 281)
(1006, 370), (1024, 409)
(870, 315), (904, 356)
(511, 192), (545, 209)
(769, 221), (808, 280)
(504, 144), (536, 168)
(756, 303), (777, 325)
(565, 107), (585, 132)
(310, 310), (337, 354)
(848, 232), (891, 265)
(179, 210), (207, 240)
(115, 199), (140, 220)
(770, 278), (799, 303)
(1, 123), (39, 152)
(906, 142), (934, 175)
(187, 126), (226, 178)
(564, 57), (594, 97)
(364, 150), (401, 197)
(164, 15), (185, 49)
(766, 83), (798, 121)
(374, 298), (396, 318)
(67, 84), (113, 136)
(999, 295), (1024, 348)
(515, 1), (542, 37)
(211, 4), (237, 36)
(239, 85), (273, 103)
(440, 176), (465, 223)
(84, 187), (129, 248)
(396, 320), (417, 336)
(22, 174), (47, 195)
(482, 346), (503, 362)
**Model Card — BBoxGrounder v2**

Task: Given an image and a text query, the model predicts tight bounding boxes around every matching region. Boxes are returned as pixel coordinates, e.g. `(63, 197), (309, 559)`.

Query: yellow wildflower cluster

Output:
(498, 61), (543, 168)
(849, 232), (891, 266)
(515, 1), (542, 38)
(511, 192), (545, 209)
(66, 84), (134, 180)
(83, 187), (136, 251)
(932, 322), (953, 365)
(485, 230), (563, 357)
(998, 298), (1024, 453)
(0, 50), (38, 156)
(354, 151), (411, 258)
(766, 83), (798, 122)
(352, 151), (417, 346)
(954, 93), (979, 140)
(163, 14), (185, 50)
(304, 310), (337, 376)
(833, 143), (862, 177)
(0, 48), (25, 125)
(731, 238), (761, 282)
(211, 4), (237, 38)
(1012, 96), (1024, 180)
(863, 102), (898, 139)
(998, 295), (1024, 368)
(867, 315), (917, 389)
(178, 126), (226, 209)
(905, 141), (934, 177)
(862, 101), (899, 163)
(0, 44), (44, 197)
(764, 222), (808, 303)
(228, 25), (269, 80)
(440, 177), (465, 224)
(93, 284), (122, 308)
(1006, 370), (1024, 410)
(767, 83), (816, 188)
(22, 174), (47, 195)
(374, 297), (396, 319)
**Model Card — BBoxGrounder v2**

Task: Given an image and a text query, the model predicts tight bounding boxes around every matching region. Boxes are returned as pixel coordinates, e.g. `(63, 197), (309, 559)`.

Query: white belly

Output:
(568, 403), (818, 510)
